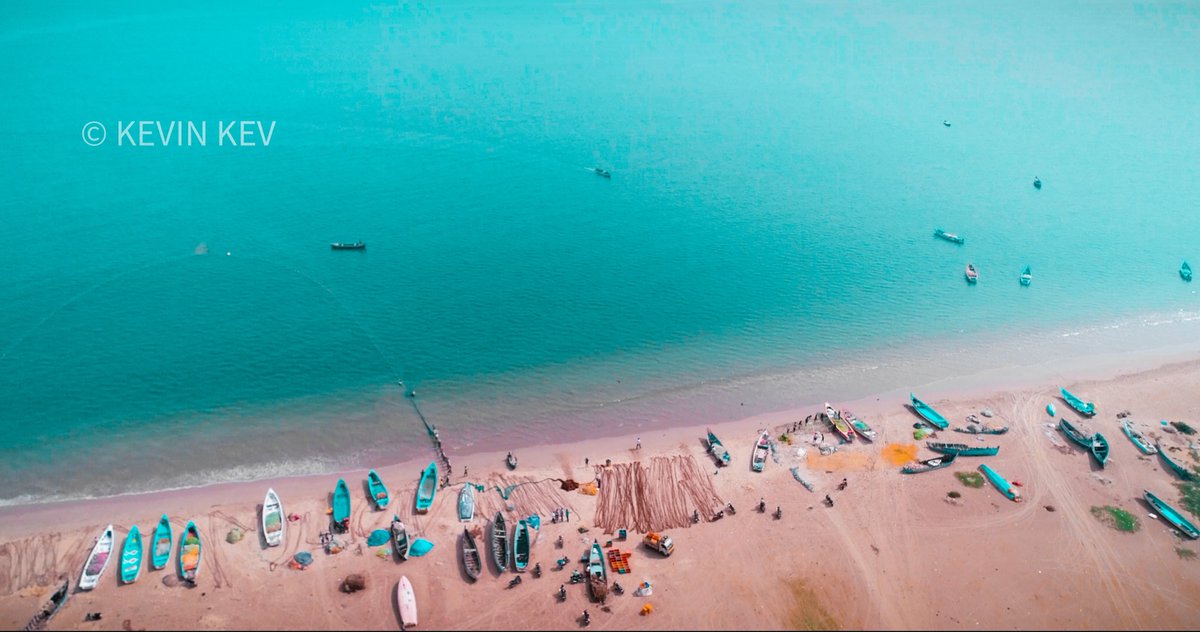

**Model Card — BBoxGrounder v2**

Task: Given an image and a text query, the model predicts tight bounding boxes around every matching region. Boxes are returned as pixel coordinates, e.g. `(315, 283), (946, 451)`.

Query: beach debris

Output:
(287, 513), (302, 522)
(326, 537), (346, 555)
(161, 574), (179, 588)
(818, 444), (837, 456)
(579, 482), (599, 496)
(789, 467), (815, 491)
(292, 551), (314, 569)
(85, 612), (102, 622)
(634, 580), (653, 597)
(640, 604), (654, 616)
(366, 529), (390, 547)
(225, 527), (244, 544)
(913, 428), (933, 441)
(980, 408), (995, 418)
(1116, 410), (1131, 419)
(561, 479), (579, 491)
(1045, 505), (1056, 512)
(340, 574), (367, 593)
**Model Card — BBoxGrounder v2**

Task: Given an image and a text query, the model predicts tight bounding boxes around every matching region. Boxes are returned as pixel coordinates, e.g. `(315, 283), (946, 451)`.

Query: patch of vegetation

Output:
(1178, 481), (1200, 520)
(787, 578), (840, 630)
(1171, 421), (1196, 436)
(1176, 547), (1197, 560)
(1090, 505), (1141, 533)
(954, 471), (985, 488)
(947, 490), (961, 499)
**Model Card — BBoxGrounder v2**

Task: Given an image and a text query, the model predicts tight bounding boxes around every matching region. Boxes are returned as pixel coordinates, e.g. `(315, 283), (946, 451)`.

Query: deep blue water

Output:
(1, 1), (1198, 503)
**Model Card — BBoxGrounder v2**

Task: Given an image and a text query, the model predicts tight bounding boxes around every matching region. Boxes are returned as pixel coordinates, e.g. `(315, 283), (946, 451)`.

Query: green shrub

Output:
(1177, 547), (1196, 560)
(1171, 421), (1196, 435)
(1090, 505), (1140, 532)
(954, 471), (985, 488)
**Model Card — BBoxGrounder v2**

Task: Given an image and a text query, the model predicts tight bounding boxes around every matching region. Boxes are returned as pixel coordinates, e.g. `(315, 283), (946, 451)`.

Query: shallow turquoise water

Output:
(1, 1), (1198, 503)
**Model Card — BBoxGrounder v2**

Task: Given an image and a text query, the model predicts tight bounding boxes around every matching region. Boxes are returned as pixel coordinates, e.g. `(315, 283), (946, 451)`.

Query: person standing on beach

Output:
(636, 437), (642, 450)
(565, 508), (570, 522)
(585, 457), (589, 467)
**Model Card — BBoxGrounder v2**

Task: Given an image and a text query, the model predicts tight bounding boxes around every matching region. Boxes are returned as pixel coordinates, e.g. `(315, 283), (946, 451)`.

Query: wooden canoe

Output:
(491, 512), (509, 572)
(461, 528), (482, 581)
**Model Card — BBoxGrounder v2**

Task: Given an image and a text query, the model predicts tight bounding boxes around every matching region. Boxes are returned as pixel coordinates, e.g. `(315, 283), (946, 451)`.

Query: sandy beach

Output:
(4, 358), (1200, 630)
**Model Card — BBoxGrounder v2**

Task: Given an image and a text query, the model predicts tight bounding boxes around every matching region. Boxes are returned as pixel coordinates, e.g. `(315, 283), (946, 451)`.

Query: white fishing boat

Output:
(78, 525), (115, 591)
(458, 484), (476, 522)
(262, 488), (284, 547)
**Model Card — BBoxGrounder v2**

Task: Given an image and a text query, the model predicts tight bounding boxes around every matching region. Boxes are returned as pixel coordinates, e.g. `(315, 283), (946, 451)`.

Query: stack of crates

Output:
(606, 548), (631, 574)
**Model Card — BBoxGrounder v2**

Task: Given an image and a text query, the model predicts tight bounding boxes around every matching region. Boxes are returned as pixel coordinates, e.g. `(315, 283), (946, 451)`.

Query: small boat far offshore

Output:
(943, 120), (951, 127)
(1020, 265), (1032, 286)
(933, 228), (965, 244)
(592, 167), (611, 178)
(965, 264), (979, 284)
(331, 241), (366, 250)
(1182, 261), (1193, 282)
(1033, 176), (1042, 189)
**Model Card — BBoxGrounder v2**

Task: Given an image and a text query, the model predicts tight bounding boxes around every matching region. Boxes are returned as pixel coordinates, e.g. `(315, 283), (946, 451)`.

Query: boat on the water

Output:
(262, 488), (284, 548)
(953, 425), (1009, 435)
(751, 430), (771, 472)
(461, 528), (482, 581)
(330, 241), (365, 250)
(151, 515), (172, 570)
(943, 120), (952, 127)
(933, 228), (965, 244)
(910, 394), (950, 430)
(512, 519), (531, 572)
(1020, 265), (1032, 286)
(1156, 441), (1195, 481)
(179, 521), (202, 584)
(1144, 490), (1200, 539)
(587, 540), (608, 602)
(396, 575), (418, 629)
(1090, 432), (1110, 468)
(391, 515), (409, 561)
(843, 409), (877, 441)
(120, 525), (143, 584)
(592, 167), (612, 178)
(927, 442), (999, 457)
(979, 463), (1022, 502)
(491, 512), (509, 572)
(1033, 176), (1042, 189)
(965, 263), (979, 283)
(22, 577), (69, 631)
(900, 452), (957, 474)
(332, 479), (351, 531)
(824, 403), (855, 443)
(1059, 387), (1096, 417)
(1058, 418), (1092, 449)
(458, 484), (476, 522)
(706, 428), (731, 466)
(78, 525), (114, 591)
(367, 469), (390, 510)
(1183, 261), (1193, 282)
(415, 462), (438, 513)
(1121, 420), (1158, 455)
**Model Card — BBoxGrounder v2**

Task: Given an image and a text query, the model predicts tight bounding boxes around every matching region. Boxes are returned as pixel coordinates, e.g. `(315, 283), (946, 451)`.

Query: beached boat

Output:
(262, 488), (284, 548)
(512, 519), (531, 572)
(396, 575), (418, 628)
(587, 540), (608, 602)
(491, 512), (509, 571)
(952, 425), (1009, 435)
(1046, 403), (1056, 417)
(979, 463), (1022, 502)
(506, 452), (518, 470)
(179, 521), (202, 584)
(391, 515), (410, 561)
(843, 410), (877, 441)
(78, 525), (114, 591)
(151, 515), (172, 570)
(900, 452), (957, 474)
(22, 577), (69, 631)
(1020, 265), (1032, 287)
(933, 228), (965, 244)
(332, 479), (351, 531)
(1183, 261), (1193, 282)
(458, 484), (476, 522)
(1090, 432), (1109, 468)
(965, 263), (978, 283)
(120, 525), (143, 584)
(1033, 176), (1042, 189)
(330, 241), (365, 250)
(367, 469), (390, 510)
(1059, 387), (1096, 417)
(1121, 420), (1158, 455)
(824, 403), (855, 443)
(706, 429), (732, 466)
(1156, 441), (1195, 481)
(1144, 490), (1200, 539)
(415, 462), (438, 513)
(461, 528), (482, 581)
(926, 442), (999, 457)
(592, 167), (612, 178)
(1057, 418), (1092, 449)
(909, 394), (950, 430)
(751, 430), (771, 472)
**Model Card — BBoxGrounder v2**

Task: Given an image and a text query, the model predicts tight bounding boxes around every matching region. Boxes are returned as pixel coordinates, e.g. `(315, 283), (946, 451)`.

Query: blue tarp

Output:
(294, 551), (313, 567)
(409, 538), (434, 557)
(367, 529), (391, 547)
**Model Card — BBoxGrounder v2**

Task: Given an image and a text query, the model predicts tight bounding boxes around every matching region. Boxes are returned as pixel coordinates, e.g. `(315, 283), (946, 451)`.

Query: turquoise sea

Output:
(2, 1), (1198, 505)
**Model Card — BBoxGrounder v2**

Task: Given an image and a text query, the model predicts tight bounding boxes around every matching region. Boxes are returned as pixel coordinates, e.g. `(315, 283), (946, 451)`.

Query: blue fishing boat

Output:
(150, 515), (172, 570)
(1144, 490), (1200, 539)
(927, 442), (999, 457)
(120, 525), (143, 584)
(415, 462), (438, 513)
(1046, 403), (1056, 417)
(909, 394), (950, 430)
(706, 429), (731, 466)
(1121, 420), (1157, 455)
(900, 452), (957, 474)
(458, 484), (476, 522)
(367, 469), (390, 510)
(965, 263), (979, 284)
(332, 479), (351, 531)
(1057, 418), (1092, 449)
(934, 228), (965, 244)
(1020, 265), (1032, 287)
(979, 463), (1022, 502)
(1182, 261), (1192, 282)
(1033, 176), (1042, 189)
(512, 519), (531, 572)
(1091, 432), (1110, 468)
(587, 540), (608, 602)
(178, 521), (202, 584)
(1156, 441), (1195, 481)
(1059, 388), (1096, 417)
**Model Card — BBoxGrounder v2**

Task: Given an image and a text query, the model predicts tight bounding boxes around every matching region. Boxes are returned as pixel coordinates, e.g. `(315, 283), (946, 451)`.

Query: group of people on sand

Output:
(551, 507), (571, 523)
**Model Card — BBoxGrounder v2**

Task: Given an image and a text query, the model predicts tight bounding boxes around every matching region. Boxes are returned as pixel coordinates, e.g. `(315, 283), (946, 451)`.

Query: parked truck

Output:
(642, 532), (674, 556)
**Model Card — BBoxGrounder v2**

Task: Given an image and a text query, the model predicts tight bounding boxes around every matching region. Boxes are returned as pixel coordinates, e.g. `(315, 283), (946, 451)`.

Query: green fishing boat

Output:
(933, 228), (965, 244)
(1057, 418), (1092, 449)
(1156, 441), (1195, 481)
(178, 521), (202, 584)
(1059, 387), (1096, 417)
(332, 479), (351, 531)
(900, 452), (957, 474)
(706, 428), (731, 466)
(1144, 490), (1199, 539)
(367, 469), (390, 510)
(1120, 420), (1157, 455)
(1182, 261), (1193, 282)
(415, 462), (438, 513)
(512, 519), (531, 572)
(120, 525), (143, 584)
(979, 463), (1022, 502)
(391, 515), (409, 561)
(926, 442), (999, 457)
(1020, 265), (1032, 286)
(587, 540), (608, 602)
(1091, 432), (1110, 468)
(910, 394), (950, 430)
(150, 515), (172, 570)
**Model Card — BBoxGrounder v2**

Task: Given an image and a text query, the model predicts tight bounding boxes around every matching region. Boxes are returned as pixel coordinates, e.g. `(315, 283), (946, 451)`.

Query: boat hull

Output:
(979, 464), (1022, 502)
(79, 525), (114, 591)
(263, 489), (284, 547)
(120, 525), (142, 584)
(587, 541), (608, 602)
(151, 515), (172, 570)
(751, 431), (771, 472)
(1122, 421), (1157, 455)
(396, 576), (418, 628)
(391, 516), (409, 561)
(1145, 490), (1200, 539)
(416, 462), (438, 513)
(461, 528), (482, 581)
(707, 430), (731, 466)
(512, 520), (531, 572)
(910, 394), (950, 429)
(332, 479), (351, 530)
(491, 512), (509, 572)
(368, 470), (390, 510)
(900, 452), (957, 474)
(178, 521), (202, 584)
(927, 442), (999, 457)
(1156, 442), (1195, 481)
(1059, 388), (1096, 417)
